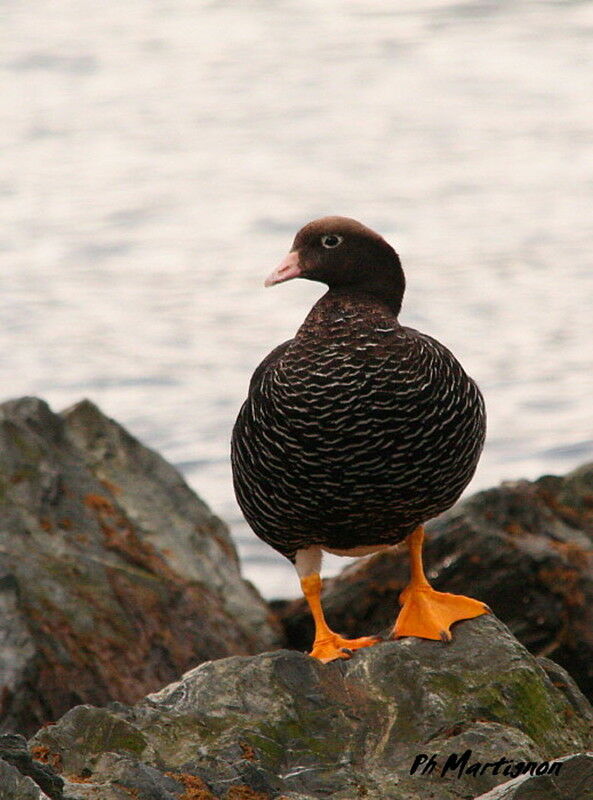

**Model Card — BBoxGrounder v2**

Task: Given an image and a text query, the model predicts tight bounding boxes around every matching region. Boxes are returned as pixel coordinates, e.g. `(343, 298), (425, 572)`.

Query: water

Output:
(2, 0), (593, 598)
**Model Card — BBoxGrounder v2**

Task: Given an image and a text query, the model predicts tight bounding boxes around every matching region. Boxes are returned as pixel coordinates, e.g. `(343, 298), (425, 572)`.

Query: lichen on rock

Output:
(0, 396), (281, 737)
(28, 615), (593, 800)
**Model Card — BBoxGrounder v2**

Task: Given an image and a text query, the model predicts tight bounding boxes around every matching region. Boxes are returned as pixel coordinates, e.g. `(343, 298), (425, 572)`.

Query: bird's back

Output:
(231, 290), (485, 561)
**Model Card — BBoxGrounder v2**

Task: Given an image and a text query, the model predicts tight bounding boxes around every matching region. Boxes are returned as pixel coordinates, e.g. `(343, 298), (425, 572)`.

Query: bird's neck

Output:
(323, 286), (402, 318)
(320, 269), (405, 316)
(297, 289), (401, 341)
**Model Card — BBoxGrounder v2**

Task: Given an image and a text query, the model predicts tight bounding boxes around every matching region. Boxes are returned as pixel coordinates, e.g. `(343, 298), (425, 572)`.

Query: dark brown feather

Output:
(231, 220), (486, 562)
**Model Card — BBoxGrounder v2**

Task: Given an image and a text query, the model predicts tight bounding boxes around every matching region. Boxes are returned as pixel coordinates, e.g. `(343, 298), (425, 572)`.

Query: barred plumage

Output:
(232, 288), (485, 561)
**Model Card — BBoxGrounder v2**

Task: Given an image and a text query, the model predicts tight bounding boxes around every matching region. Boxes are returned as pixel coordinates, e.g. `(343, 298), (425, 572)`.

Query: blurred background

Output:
(1, 0), (592, 598)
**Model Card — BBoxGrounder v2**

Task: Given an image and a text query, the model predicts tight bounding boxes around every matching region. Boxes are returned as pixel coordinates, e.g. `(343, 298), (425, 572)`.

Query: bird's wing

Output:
(248, 339), (293, 393)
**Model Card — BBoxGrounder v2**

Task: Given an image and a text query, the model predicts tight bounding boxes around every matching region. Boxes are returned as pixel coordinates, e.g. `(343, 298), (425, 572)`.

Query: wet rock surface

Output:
(0, 397), (281, 737)
(277, 463), (593, 704)
(26, 615), (593, 800)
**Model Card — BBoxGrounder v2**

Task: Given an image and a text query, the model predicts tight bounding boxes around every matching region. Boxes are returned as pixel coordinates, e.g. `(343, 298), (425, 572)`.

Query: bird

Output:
(231, 216), (489, 662)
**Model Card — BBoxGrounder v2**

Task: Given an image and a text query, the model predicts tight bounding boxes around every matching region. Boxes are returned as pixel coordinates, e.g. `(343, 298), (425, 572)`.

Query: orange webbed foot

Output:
(392, 583), (490, 642)
(309, 633), (380, 663)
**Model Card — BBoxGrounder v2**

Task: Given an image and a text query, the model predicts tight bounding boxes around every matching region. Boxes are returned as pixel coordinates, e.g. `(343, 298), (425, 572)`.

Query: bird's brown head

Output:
(265, 216), (405, 315)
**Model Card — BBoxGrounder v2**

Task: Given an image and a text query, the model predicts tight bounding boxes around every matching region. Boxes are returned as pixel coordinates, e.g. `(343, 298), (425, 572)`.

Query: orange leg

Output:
(301, 573), (379, 662)
(392, 526), (490, 642)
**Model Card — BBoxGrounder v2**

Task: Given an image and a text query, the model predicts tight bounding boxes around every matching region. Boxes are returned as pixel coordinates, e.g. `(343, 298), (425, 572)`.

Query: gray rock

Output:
(537, 657), (593, 725)
(277, 463), (593, 703)
(29, 615), (593, 800)
(0, 734), (63, 799)
(473, 751), (593, 799)
(0, 397), (281, 736)
(61, 398), (277, 644)
(0, 758), (51, 800)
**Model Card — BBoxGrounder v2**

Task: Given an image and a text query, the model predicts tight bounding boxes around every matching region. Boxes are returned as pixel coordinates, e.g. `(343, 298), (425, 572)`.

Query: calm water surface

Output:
(1, 0), (593, 597)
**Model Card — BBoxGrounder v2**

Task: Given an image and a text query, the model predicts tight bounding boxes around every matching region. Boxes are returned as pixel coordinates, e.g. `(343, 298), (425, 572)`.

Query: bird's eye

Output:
(321, 234), (343, 249)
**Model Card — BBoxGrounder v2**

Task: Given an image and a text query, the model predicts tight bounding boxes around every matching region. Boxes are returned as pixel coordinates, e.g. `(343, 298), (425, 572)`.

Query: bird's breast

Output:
(252, 333), (430, 470)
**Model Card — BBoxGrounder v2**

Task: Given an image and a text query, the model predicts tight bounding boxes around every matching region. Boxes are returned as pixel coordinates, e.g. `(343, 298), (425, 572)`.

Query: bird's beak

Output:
(264, 251), (302, 287)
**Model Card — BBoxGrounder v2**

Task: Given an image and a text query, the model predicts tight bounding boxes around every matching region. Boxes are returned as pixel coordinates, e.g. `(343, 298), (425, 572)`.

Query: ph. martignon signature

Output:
(410, 749), (563, 779)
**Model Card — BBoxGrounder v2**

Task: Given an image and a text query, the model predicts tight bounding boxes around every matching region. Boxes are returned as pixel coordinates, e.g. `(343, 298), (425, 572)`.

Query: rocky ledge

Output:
(18, 614), (593, 800)
(0, 397), (280, 737)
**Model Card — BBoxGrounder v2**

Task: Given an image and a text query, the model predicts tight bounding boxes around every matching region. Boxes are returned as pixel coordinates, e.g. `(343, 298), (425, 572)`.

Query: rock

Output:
(0, 734), (62, 800)
(536, 656), (593, 724)
(28, 615), (593, 800)
(0, 759), (52, 800)
(473, 752), (593, 799)
(0, 397), (281, 736)
(277, 463), (593, 702)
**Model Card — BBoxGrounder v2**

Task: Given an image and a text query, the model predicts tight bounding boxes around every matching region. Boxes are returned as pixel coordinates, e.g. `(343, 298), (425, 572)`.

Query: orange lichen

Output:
(504, 522), (526, 537)
(30, 744), (50, 761)
(59, 518), (73, 530)
(440, 722), (467, 738)
(225, 787), (270, 800)
(550, 540), (591, 569)
(210, 529), (238, 562)
(84, 493), (116, 514)
(239, 742), (257, 762)
(165, 772), (217, 800)
(65, 774), (93, 784)
(39, 518), (53, 533)
(538, 566), (585, 606)
(100, 519), (177, 577)
(538, 488), (593, 529)
(17, 476), (253, 737)
(30, 744), (62, 772)
(100, 478), (122, 495)
(84, 487), (178, 580)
